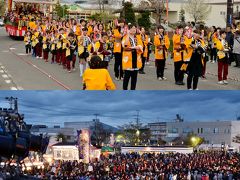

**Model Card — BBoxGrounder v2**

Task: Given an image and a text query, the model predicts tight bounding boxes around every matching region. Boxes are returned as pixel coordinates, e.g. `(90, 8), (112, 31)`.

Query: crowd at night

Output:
(12, 152), (240, 180)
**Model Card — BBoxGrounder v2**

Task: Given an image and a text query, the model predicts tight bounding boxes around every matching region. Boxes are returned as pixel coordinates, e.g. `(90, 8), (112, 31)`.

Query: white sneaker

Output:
(162, 77), (167, 80)
(115, 77), (120, 81)
(188, 88), (193, 90)
(223, 80), (228, 84)
(36, 56), (39, 59)
(218, 81), (224, 85)
(158, 77), (163, 81)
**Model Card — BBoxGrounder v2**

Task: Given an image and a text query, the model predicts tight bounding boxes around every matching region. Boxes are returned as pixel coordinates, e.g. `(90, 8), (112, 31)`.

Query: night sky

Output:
(0, 91), (239, 128)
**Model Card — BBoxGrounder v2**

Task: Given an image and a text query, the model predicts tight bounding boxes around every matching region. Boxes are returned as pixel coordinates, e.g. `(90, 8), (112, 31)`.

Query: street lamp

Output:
(136, 130), (140, 145)
(136, 130), (140, 137)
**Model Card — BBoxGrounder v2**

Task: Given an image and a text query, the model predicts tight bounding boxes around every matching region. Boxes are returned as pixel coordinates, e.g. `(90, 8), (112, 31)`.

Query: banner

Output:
(77, 129), (90, 163)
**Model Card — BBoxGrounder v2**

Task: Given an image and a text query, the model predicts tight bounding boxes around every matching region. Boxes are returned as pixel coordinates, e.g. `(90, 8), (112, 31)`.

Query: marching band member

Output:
(78, 27), (91, 77)
(186, 30), (206, 90)
(113, 19), (125, 81)
(122, 24), (143, 90)
(154, 25), (170, 81)
(100, 32), (112, 62)
(50, 31), (57, 64)
(83, 55), (116, 90)
(35, 26), (43, 59)
(172, 25), (187, 85)
(201, 29), (209, 79)
(62, 33), (67, 69)
(56, 28), (64, 65)
(31, 31), (38, 58)
(66, 33), (77, 73)
(42, 31), (50, 62)
(138, 27), (149, 74)
(24, 31), (32, 55)
(216, 30), (230, 85)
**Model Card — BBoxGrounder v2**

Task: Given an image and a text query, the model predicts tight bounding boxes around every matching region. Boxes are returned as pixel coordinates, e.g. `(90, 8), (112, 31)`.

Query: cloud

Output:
(0, 91), (239, 127)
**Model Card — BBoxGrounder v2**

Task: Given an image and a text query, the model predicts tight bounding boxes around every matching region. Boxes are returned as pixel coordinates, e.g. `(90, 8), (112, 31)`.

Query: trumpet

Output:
(192, 39), (206, 54)
(223, 40), (230, 52)
(180, 35), (186, 50)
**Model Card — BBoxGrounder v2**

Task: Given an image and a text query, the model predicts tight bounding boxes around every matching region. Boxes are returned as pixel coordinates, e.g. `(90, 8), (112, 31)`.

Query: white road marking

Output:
(10, 87), (18, 90)
(1, 50), (9, 53)
(9, 48), (16, 50)
(17, 53), (28, 56)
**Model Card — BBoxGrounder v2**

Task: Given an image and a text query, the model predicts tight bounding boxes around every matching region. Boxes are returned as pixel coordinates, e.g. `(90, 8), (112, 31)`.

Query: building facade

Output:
(148, 120), (240, 149)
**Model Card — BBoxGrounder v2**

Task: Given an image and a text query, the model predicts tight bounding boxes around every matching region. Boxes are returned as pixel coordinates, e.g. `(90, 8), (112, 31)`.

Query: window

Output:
(172, 128), (178, 133)
(204, 128), (211, 133)
(220, 11), (226, 16)
(183, 128), (193, 134)
(224, 129), (231, 134)
(213, 128), (219, 133)
(198, 128), (203, 134)
(168, 128), (178, 133)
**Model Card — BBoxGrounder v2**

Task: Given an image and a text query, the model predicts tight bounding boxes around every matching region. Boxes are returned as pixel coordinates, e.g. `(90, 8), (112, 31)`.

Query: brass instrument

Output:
(160, 34), (165, 46)
(180, 35), (186, 50)
(224, 40), (230, 52)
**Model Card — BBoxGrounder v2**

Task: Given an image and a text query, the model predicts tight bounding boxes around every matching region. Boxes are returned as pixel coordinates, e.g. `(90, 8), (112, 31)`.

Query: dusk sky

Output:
(0, 91), (239, 128)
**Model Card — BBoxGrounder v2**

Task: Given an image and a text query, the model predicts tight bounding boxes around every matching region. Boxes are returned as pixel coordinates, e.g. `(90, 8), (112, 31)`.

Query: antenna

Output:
(134, 110), (140, 128)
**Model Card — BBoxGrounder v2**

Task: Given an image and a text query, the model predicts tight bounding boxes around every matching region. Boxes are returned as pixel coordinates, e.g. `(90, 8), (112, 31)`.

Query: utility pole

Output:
(98, 0), (102, 13)
(227, 0), (234, 27)
(93, 113), (100, 146)
(135, 110), (140, 129)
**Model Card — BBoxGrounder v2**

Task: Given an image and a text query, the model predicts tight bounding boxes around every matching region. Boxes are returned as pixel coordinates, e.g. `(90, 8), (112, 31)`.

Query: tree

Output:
(90, 121), (112, 148)
(54, 3), (69, 18)
(0, 0), (5, 17)
(117, 122), (151, 146)
(157, 138), (166, 145)
(56, 133), (67, 143)
(139, 0), (166, 26)
(121, 2), (136, 25)
(89, 12), (116, 23)
(179, 8), (185, 23)
(138, 11), (151, 30)
(184, 0), (212, 23)
(184, 133), (204, 147)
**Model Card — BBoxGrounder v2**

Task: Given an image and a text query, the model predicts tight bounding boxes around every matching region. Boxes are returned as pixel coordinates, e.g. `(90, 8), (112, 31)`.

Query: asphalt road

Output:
(0, 28), (239, 90)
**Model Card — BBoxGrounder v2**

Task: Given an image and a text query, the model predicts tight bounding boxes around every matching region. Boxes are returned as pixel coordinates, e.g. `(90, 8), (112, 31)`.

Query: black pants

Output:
(210, 48), (217, 61)
(123, 70), (138, 90)
(25, 44), (31, 54)
(114, 53), (123, 78)
(174, 61), (184, 83)
(187, 75), (199, 90)
(139, 56), (146, 72)
(156, 59), (166, 78)
(234, 53), (240, 67)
